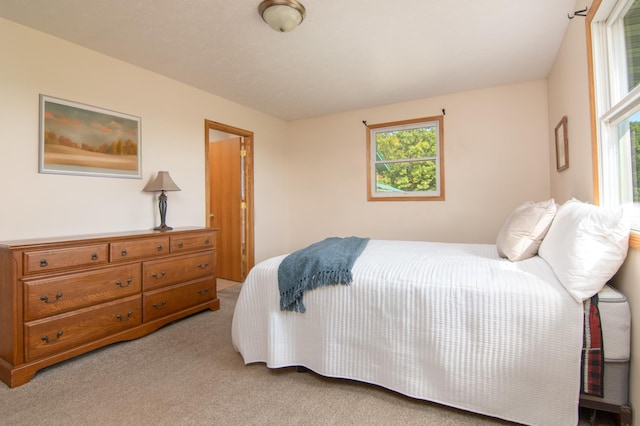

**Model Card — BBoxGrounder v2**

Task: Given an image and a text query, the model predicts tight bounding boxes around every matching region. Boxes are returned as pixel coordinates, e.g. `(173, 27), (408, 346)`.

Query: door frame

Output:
(204, 119), (255, 279)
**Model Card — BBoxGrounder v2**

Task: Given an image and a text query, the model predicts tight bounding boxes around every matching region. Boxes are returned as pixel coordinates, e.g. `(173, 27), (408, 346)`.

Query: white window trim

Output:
(591, 0), (640, 231)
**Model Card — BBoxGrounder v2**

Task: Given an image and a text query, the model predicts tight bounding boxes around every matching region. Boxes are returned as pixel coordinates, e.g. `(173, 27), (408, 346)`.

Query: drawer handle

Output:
(152, 300), (167, 310)
(41, 330), (63, 343)
(204, 239), (210, 245)
(151, 271), (166, 279)
(178, 242), (184, 248)
(157, 245), (163, 251)
(40, 292), (63, 304)
(121, 248), (128, 257)
(198, 287), (209, 295)
(91, 252), (98, 260)
(116, 278), (133, 288)
(116, 311), (133, 321)
(197, 262), (209, 270)
(40, 259), (48, 267)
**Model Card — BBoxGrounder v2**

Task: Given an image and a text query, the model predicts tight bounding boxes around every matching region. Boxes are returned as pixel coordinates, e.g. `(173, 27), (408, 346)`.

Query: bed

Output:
(231, 199), (630, 426)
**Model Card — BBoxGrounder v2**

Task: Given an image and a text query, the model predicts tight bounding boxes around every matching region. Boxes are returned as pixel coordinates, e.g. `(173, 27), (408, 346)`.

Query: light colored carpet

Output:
(0, 285), (616, 425)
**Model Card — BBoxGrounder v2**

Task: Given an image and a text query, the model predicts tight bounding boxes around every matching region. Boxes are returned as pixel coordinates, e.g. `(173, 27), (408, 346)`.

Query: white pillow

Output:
(538, 199), (630, 303)
(496, 199), (557, 261)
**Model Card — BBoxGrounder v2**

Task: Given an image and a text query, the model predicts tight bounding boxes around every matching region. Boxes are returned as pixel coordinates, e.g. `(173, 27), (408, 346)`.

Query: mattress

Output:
(232, 240), (584, 426)
(581, 284), (631, 406)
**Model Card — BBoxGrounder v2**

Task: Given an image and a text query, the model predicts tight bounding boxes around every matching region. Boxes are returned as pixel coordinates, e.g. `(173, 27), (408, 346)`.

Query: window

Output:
(366, 116), (444, 201)
(591, 0), (640, 231)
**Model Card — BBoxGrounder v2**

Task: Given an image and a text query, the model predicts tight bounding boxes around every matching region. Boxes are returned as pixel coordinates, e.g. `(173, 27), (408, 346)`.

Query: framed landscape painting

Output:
(39, 95), (141, 178)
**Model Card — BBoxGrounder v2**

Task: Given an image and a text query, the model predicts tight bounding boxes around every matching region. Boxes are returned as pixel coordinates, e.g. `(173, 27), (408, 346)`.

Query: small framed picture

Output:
(39, 95), (142, 178)
(555, 116), (569, 172)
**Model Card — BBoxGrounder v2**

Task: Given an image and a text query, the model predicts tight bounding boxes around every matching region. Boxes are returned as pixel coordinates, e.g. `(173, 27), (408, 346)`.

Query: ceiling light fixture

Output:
(258, 0), (306, 33)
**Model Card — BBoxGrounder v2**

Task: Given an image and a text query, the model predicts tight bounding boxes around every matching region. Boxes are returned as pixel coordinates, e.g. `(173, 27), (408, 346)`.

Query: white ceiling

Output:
(0, 0), (582, 120)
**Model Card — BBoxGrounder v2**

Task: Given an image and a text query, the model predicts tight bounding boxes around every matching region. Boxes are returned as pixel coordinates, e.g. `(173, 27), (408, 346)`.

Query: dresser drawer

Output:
(142, 251), (215, 291)
(23, 244), (108, 275)
(170, 231), (215, 253)
(24, 264), (142, 321)
(143, 278), (215, 322)
(24, 295), (142, 362)
(110, 236), (170, 262)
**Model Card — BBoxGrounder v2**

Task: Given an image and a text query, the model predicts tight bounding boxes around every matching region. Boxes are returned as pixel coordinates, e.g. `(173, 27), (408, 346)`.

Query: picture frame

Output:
(555, 116), (569, 172)
(39, 95), (142, 178)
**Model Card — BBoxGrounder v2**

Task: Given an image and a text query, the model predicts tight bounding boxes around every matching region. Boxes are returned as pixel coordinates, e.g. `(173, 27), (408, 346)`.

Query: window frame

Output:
(366, 115), (445, 202)
(589, 0), (640, 246)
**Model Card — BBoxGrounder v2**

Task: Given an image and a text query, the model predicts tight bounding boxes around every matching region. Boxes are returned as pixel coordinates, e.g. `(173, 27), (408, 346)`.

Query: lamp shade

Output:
(143, 171), (181, 192)
(259, 0), (306, 33)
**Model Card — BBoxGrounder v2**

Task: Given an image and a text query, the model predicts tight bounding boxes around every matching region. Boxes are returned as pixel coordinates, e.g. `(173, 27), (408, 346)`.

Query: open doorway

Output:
(205, 120), (254, 284)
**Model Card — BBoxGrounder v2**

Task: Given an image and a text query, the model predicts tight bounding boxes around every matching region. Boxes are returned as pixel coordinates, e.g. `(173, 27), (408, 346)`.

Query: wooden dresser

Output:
(0, 227), (219, 388)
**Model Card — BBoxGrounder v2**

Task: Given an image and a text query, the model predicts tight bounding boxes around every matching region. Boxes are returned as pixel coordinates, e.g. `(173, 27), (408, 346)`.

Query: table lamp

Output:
(143, 171), (181, 231)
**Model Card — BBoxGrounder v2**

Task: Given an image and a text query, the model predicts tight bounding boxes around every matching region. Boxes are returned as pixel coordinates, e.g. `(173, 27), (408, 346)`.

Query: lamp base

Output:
(153, 224), (173, 232)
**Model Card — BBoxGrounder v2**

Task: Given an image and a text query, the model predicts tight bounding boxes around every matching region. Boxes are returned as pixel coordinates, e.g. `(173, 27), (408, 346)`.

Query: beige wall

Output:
(548, 0), (639, 413)
(286, 80), (551, 249)
(0, 17), (559, 258)
(547, 2), (594, 204)
(0, 17), (290, 263)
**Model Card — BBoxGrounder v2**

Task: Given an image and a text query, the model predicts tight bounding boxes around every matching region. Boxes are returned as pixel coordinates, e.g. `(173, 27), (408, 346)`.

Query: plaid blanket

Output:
(581, 294), (604, 397)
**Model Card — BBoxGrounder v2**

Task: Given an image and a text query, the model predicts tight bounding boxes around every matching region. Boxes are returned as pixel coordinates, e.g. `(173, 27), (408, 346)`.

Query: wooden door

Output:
(204, 119), (254, 283)
(208, 137), (244, 281)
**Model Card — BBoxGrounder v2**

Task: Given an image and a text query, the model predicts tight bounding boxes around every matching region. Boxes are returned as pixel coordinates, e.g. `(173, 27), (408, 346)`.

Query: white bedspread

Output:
(231, 240), (583, 425)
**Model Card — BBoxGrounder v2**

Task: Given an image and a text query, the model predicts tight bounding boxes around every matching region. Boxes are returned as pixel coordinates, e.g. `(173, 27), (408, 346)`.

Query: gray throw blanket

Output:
(278, 237), (370, 313)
